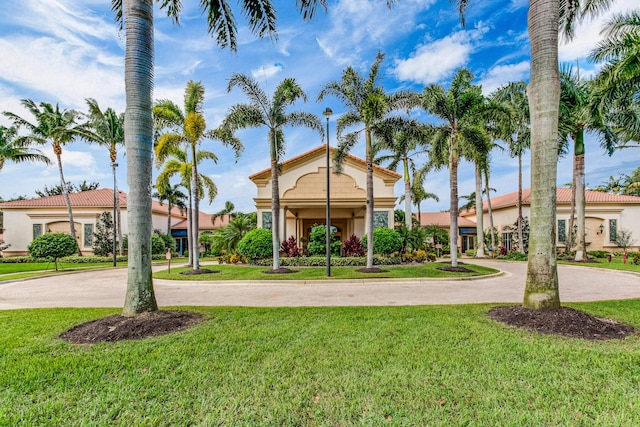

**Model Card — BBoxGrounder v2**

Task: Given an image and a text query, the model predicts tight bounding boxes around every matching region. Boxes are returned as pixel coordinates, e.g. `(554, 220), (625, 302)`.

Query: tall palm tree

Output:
(559, 65), (618, 261)
(212, 201), (238, 223)
(0, 125), (50, 171)
(154, 80), (243, 271)
(318, 52), (413, 270)
(155, 145), (219, 266)
(113, 0), (322, 315)
(221, 74), (322, 271)
(81, 98), (125, 254)
(373, 118), (431, 230)
(4, 100), (86, 254)
(153, 182), (188, 235)
(419, 68), (489, 267)
(210, 213), (256, 254)
(492, 81), (530, 254)
(523, 0), (613, 310)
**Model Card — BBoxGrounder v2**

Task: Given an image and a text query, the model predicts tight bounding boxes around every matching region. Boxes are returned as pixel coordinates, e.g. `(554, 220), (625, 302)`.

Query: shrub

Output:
(151, 234), (167, 254)
(220, 252), (246, 264)
(27, 233), (78, 270)
(500, 251), (528, 261)
(361, 228), (402, 255)
(307, 224), (341, 256)
(280, 236), (301, 257)
(248, 255), (401, 267)
(426, 252), (437, 262)
(92, 212), (114, 256)
(587, 250), (610, 259)
(413, 249), (428, 262)
(237, 228), (273, 259)
(465, 249), (476, 257)
(402, 251), (414, 262)
(629, 252), (640, 265)
(343, 234), (365, 257)
(160, 234), (177, 253)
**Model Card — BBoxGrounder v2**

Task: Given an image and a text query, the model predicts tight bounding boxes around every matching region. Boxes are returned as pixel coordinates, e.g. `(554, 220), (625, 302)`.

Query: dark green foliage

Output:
(587, 250), (610, 259)
(499, 251), (528, 261)
(160, 234), (177, 253)
(307, 224), (341, 256)
(151, 234), (167, 255)
(361, 228), (402, 255)
(27, 233), (78, 270)
(35, 181), (100, 197)
(92, 212), (114, 256)
(343, 234), (365, 257)
(250, 256), (402, 267)
(280, 236), (301, 257)
(237, 228), (273, 259)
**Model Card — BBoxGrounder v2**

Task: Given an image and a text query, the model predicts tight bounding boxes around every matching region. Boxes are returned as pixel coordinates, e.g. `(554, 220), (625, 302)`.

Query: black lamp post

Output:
(323, 107), (333, 277)
(112, 162), (118, 267)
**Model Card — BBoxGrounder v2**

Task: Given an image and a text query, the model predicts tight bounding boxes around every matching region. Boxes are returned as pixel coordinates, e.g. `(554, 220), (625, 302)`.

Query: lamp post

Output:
(112, 162), (118, 267)
(323, 107), (333, 277)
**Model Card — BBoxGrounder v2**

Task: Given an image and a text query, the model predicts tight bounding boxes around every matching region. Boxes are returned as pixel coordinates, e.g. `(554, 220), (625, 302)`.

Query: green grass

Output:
(153, 262), (499, 281)
(558, 257), (640, 273)
(0, 262), (122, 281)
(2, 302), (640, 425)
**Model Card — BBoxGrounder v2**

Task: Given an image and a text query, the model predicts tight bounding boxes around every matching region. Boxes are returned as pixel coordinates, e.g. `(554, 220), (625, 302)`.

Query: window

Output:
(84, 224), (93, 247)
(557, 219), (566, 243)
(373, 211), (388, 229)
(33, 224), (42, 240)
(262, 212), (272, 230)
(502, 226), (513, 252)
(609, 219), (617, 243)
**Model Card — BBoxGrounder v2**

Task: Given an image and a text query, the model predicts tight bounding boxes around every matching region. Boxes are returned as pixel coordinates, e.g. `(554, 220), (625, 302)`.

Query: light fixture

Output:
(598, 224), (605, 235)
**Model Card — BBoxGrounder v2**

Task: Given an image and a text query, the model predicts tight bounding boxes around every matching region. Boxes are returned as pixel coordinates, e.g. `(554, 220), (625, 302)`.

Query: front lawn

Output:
(153, 262), (499, 281)
(1, 302), (639, 425)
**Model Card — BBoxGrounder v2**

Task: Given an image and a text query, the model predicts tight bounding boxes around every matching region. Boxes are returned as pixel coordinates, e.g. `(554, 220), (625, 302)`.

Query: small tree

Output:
(28, 233), (78, 271)
(307, 224), (341, 256)
(151, 234), (167, 255)
(616, 229), (636, 253)
(92, 212), (114, 256)
(343, 234), (365, 257)
(0, 239), (10, 257)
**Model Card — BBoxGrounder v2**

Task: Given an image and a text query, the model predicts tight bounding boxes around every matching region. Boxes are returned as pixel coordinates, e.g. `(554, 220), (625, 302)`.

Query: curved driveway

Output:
(0, 260), (638, 310)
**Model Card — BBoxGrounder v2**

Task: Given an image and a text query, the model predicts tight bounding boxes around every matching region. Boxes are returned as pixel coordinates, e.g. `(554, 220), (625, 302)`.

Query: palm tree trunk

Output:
(167, 202), (172, 236)
(187, 202), (193, 265)
(404, 158), (412, 230)
(574, 128), (587, 261)
(518, 152), (525, 254)
(271, 157), (281, 270)
(55, 148), (81, 256)
(485, 169), (496, 250)
(523, 0), (561, 310)
(449, 145), (459, 268)
(191, 144), (200, 270)
(365, 129), (374, 269)
(116, 189), (123, 255)
(567, 176), (575, 254)
(474, 164), (485, 257)
(122, 0), (158, 316)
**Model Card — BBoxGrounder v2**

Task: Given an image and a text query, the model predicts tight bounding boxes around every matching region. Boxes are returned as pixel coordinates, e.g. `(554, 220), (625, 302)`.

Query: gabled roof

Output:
(417, 212), (477, 227)
(0, 189), (186, 218)
(466, 188), (640, 214)
(249, 144), (401, 185)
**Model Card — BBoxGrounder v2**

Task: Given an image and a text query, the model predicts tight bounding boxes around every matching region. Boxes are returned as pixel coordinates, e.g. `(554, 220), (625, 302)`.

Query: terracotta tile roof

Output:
(466, 188), (640, 214)
(417, 212), (476, 227)
(249, 144), (402, 180)
(0, 189), (186, 217)
(172, 212), (231, 230)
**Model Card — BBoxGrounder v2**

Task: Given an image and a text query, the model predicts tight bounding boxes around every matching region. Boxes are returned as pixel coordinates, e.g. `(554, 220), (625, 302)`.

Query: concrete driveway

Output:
(0, 260), (638, 310)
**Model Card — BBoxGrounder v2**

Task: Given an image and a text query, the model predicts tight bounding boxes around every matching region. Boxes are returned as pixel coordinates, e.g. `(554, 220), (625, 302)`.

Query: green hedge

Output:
(249, 256), (401, 267)
(587, 250), (610, 259)
(0, 254), (167, 263)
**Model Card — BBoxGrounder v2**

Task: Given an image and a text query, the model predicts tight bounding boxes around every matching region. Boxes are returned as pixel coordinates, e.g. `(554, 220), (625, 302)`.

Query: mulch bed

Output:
(262, 268), (298, 274)
(60, 310), (205, 344)
(489, 305), (636, 340)
(180, 269), (220, 275)
(356, 267), (389, 273)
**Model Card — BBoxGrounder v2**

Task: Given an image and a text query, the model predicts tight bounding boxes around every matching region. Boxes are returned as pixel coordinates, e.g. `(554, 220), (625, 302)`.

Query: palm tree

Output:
(221, 74), (322, 271)
(155, 145), (219, 266)
(153, 182), (188, 236)
(492, 81), (530, 254)
(81, 98), (125, 254)
(210, 213), (256, 254)
(0, 125), (50, 171)
(373, 118), (431, 230)
(590, 11), (640, 142)
(212, 201), (238, 223)
(559, 65), (618, 261)
(154, 80), (243, 271)
(113, 0), (321, 315)
(4, 100), (86, 254)
(523, 0), (613, 310)
(419, 68), (489, 267)
(318, 52), (413, 270)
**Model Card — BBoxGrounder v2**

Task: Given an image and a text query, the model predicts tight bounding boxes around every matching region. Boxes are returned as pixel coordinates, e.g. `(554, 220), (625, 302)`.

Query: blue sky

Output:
(0, 0), (638, 214)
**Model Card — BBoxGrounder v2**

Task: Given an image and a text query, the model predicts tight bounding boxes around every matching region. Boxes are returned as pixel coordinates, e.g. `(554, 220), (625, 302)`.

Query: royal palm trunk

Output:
(365, 129), (374, 269)
(122, 0), (158, 315)
(574, 128), (587, 261)
(54, 144), (81, 255)
(475, 164), (485, 257)
(523, 0), (561, 310)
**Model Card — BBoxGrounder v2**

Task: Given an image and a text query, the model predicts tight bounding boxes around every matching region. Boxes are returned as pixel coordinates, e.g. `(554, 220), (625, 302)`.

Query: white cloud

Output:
(251, 63), (284, 81)
(393, 25), (490, 85)
(478, 61), (530, 94)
